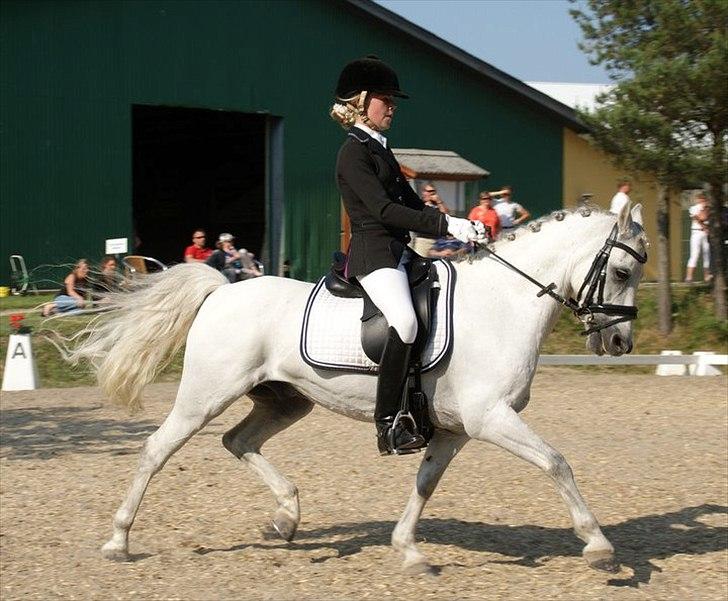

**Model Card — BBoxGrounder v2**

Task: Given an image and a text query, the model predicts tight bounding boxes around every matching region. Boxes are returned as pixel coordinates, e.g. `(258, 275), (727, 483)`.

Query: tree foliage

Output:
(570, 0), (728, 321)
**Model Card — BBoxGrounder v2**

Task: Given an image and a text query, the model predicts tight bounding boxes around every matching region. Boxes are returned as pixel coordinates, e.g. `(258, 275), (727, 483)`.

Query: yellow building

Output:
(562, 129), (684, 281)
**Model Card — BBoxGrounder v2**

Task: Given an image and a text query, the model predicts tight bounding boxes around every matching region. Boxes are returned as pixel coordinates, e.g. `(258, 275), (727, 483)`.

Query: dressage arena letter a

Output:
(2, 334), (40, 391)
(11, 341), (27, 359)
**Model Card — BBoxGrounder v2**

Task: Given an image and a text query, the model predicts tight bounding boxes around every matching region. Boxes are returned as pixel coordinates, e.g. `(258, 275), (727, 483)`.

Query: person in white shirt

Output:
(609, 180), (631, 214)
(493, 186), (530, 233)
(685, 191), (711, 282)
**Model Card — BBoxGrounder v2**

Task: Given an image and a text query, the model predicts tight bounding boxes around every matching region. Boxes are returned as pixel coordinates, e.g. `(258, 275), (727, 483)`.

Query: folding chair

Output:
(9, 255), (38, 295)
(122, 255), (167, 276)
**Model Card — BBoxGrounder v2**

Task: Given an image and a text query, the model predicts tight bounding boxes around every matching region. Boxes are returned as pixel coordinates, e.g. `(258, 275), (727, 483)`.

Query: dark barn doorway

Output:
(132, 105), (267, 266)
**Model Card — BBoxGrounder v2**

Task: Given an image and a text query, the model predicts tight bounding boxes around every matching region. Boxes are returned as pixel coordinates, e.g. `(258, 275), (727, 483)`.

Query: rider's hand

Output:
(446, 216), (488, 243)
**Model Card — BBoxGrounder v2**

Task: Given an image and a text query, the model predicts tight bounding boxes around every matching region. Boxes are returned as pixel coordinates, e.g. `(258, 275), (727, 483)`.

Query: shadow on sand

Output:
(193, 504), (727, 588)
(0, 405), (159, 459)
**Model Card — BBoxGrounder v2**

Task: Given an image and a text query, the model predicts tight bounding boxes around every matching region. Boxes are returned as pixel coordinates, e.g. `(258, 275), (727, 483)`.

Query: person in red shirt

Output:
(468, 192), (501, 239)
(184, 229), (213, 263)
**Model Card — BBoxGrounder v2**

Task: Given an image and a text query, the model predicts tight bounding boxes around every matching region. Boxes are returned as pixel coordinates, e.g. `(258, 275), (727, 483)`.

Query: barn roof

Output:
(346, 0), (588, 133)
(392, 148), (489, 181)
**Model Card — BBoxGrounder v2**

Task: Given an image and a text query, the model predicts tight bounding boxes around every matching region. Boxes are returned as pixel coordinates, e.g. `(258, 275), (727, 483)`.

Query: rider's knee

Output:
(391, 314), (417, 344)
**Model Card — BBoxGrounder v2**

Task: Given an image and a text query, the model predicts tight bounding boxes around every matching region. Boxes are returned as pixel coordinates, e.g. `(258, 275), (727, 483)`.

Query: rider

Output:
(330, 55), (485, 455)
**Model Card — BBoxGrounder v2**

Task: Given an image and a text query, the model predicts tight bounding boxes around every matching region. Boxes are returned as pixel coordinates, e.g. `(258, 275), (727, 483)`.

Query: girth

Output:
(323, 252), (440, 363)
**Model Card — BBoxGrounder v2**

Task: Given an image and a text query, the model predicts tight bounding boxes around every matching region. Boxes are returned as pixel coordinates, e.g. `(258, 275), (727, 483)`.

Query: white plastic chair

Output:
(122, 255), (167, 275)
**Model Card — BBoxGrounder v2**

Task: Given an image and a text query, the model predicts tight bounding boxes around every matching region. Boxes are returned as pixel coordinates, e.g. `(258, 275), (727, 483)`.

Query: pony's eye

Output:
(615, 268), (631, 281)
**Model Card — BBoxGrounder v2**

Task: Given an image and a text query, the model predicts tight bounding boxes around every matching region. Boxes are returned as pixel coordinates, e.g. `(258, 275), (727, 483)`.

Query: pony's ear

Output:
(631, 203), (644, 227)
(617, 201), (633, 234)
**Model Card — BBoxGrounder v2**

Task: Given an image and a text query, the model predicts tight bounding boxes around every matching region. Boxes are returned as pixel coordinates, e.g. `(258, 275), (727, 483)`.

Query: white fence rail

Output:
(539, 354), (728, 366)
(539, 352), (726, 376)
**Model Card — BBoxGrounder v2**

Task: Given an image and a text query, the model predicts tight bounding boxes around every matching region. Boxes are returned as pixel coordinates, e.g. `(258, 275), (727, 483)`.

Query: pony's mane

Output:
(453, 206), (624, 263)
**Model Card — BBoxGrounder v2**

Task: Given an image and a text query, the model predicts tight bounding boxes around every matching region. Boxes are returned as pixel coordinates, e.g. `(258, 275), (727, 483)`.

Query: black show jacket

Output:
(336, 127), (448, 277)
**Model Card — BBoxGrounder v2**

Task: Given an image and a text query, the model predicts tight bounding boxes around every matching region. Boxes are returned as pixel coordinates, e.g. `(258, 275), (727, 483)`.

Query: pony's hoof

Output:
(100, 542), (130, 562)
(584, 549), (620, 573)
(404, 560), (438, 577)
(271, 517), (297, 542)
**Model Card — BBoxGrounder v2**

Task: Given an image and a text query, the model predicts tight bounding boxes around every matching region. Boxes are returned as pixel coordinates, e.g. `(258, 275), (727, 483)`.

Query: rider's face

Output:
(366, 94), (396, 131)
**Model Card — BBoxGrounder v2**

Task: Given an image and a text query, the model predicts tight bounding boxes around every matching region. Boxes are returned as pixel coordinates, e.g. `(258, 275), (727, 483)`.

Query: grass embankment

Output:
(0, 286), (726, 388)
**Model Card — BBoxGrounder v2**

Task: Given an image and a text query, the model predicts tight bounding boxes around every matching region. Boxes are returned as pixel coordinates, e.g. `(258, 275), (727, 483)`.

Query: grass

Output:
(1, 285), (726, 388)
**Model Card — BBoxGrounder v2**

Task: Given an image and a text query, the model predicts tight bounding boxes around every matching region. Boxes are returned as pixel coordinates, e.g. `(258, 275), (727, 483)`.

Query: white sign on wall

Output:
(105, 238), (128, 254)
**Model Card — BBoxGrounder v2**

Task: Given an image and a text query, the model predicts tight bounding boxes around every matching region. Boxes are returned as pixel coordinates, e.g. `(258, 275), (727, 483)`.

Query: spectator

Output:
(468, 191), (501, 239)
(184, 229), (213, 263)
(42, 259), (89, 316)
(494, 186), (530, 234)
(91, 255), (123, 305)
(412, 183), (450, 256)
(609, 179), (632, 214)
(421, 184), (450, 214)
(427, 237), (469, 259)
(685, 191), (712, 283)
(238, 248), (264, 279)
(206, 233), (244, 283)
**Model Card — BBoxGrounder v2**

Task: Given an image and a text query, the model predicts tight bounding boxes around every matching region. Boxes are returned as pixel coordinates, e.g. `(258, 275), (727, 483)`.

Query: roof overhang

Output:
(392, 148), (489, 181)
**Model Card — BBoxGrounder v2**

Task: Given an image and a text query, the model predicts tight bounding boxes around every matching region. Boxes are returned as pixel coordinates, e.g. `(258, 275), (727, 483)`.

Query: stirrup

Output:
(387, 410), (426, 456)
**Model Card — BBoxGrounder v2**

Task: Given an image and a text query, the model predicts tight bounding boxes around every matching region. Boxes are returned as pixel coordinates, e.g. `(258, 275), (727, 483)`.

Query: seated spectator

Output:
(427, 237), (470, 259)
(493, 185), (530, 235)
(206, 233), (245, 283)
(42, 259), (90, 316)
(184, 229), (213, 263)
(91, 255), (124, 305)
(468, 192), (501, 239)
(238, 248), (264, 279)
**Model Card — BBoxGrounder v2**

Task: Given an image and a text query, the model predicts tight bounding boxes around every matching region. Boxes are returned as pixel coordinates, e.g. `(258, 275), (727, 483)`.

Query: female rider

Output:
(330, 56), (485, 455)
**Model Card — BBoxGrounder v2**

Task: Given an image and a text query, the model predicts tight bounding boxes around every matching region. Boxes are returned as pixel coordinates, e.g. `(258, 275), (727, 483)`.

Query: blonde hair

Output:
(329, 91), (368, 129)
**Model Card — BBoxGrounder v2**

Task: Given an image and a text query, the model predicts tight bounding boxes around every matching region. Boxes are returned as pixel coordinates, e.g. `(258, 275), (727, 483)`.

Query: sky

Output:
(374, 0), (610, 84)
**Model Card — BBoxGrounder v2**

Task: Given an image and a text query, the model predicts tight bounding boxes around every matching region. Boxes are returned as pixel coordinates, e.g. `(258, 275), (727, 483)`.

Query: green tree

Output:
(571, 0), (728, 328)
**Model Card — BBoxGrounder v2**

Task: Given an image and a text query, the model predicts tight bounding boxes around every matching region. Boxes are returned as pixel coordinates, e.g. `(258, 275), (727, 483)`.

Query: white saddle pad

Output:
(300, 259), (455, 373)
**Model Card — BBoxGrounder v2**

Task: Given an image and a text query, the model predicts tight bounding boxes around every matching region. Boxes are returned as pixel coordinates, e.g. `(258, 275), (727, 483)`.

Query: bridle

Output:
(478, 223), (648, 336)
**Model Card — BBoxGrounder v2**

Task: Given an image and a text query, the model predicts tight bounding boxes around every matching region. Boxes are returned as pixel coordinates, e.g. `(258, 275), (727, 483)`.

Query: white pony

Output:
(68, 203), (647, 574)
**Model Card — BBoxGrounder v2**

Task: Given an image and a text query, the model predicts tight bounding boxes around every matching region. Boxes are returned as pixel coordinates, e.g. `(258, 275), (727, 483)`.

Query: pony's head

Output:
(574, 203), (649, 356)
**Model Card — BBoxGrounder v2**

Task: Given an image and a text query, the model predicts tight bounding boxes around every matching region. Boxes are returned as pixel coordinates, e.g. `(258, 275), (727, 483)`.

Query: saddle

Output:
(324, 251), (440, 364)
(323, 251), (441, 445)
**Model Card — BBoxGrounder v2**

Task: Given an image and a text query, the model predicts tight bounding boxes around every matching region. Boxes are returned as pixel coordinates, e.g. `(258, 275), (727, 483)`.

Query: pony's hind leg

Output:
(392, 429), (469, 574)
(467, 403), (618, 572)
(101, 392), (232, 561)
(222, 382), (314, 542)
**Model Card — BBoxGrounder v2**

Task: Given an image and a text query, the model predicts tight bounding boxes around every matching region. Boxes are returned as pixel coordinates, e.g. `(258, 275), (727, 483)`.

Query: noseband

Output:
(480, 223), (648, 336)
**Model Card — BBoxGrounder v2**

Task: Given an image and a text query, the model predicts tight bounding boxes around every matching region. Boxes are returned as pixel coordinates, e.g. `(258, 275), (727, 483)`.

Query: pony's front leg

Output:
(392, 430), (469, 574)
(467, 403), (618, 572)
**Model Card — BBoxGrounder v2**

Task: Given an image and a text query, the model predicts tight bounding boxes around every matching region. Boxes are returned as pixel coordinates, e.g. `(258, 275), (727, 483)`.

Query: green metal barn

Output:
(1, 0), (583, 285)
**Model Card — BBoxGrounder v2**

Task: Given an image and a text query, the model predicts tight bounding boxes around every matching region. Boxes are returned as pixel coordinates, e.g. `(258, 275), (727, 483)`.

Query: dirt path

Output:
(1, 370), (726, 600)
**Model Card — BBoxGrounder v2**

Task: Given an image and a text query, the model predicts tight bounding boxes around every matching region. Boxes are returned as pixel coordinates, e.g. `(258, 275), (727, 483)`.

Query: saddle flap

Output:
(360, 258), (440, 364)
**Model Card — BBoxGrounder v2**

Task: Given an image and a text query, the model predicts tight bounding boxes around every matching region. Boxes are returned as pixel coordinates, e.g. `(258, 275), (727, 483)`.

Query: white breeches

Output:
(687, 230), (710, 269)
(358, 256), (417, 344)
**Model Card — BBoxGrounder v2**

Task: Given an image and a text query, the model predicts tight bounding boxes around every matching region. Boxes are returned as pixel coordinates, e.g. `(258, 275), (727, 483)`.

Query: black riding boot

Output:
(374, 327), (426, 455)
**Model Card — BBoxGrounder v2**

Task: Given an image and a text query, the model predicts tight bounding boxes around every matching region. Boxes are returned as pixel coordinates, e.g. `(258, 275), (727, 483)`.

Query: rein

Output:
(475, 224), (647, 336)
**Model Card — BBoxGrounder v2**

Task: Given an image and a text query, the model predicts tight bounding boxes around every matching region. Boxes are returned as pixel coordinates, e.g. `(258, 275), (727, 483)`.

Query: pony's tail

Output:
(62, 263), (227, 412)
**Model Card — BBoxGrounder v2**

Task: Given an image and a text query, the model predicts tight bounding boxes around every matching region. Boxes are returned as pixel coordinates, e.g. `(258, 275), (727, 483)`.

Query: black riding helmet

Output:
(335, 55), (409, 99)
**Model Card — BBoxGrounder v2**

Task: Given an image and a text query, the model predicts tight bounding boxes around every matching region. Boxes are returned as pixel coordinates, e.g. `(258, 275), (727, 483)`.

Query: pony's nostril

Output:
(625, 339), (633, 354)
(611, 334), (623, 350)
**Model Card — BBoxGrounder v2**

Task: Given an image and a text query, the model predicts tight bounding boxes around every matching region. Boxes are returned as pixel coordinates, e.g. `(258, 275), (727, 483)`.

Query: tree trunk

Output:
(707, 130), (727, 320)
(656, 183), (672, 335)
